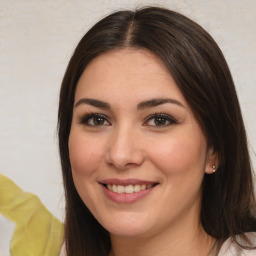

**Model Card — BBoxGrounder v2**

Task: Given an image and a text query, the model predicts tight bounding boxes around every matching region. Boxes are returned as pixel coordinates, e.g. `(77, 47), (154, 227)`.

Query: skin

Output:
(68, 49), (217, 256)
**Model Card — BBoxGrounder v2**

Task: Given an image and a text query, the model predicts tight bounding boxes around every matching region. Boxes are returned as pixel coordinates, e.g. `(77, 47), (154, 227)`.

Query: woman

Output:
(58, 6), (256, 256)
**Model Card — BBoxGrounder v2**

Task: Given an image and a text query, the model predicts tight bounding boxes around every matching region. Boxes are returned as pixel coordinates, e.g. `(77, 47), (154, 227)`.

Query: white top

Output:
(218, 232), (256, 256)
(59, 232), (256, 256)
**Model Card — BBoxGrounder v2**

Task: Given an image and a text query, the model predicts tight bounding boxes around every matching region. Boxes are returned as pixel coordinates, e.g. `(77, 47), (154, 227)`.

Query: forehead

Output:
(85, 48), (165, 71)
(75, 48), (187, 107)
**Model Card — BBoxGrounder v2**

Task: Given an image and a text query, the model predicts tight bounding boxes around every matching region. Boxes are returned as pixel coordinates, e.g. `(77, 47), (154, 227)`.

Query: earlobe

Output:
(205, 147), (219, 174)
(205, 164), (217, 174)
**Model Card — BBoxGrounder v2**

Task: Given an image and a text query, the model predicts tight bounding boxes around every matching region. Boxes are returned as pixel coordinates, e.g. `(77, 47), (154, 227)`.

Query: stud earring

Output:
(212, 164), (216, 173)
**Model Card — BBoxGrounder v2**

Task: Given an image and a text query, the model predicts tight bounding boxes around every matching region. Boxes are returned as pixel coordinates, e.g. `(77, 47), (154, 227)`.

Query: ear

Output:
(205, 147), (219, 174)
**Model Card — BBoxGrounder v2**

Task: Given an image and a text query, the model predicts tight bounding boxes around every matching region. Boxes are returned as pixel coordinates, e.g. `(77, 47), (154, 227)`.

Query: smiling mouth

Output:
(103, 183), (158, 194)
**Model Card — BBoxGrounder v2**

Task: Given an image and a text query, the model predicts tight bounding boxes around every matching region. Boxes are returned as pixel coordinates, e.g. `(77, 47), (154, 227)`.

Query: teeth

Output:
(112, 184), (117, 193)
(140, 184), (146, 190)
(134, 184), (140, 192)
(124, 185), (134, 194)
(117, 185), (124, 194)
(106, 184), (154, 193)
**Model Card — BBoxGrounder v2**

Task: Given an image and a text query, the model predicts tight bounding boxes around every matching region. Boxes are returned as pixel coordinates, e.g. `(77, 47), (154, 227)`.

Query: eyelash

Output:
(79, 113), (110, 126)
(144, 113), (177, 128)
(79, 112), (177, 127)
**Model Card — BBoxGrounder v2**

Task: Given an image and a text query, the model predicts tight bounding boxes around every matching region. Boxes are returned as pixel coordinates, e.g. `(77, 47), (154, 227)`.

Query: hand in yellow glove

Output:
(0, 174), (64, 256)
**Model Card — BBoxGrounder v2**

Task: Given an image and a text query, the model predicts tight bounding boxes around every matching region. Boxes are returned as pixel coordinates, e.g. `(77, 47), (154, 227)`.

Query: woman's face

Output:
(69, 49), (216, 239)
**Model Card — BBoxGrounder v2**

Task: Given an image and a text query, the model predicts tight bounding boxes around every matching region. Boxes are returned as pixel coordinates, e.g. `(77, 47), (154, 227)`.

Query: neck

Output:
(109, 219), (215, 256)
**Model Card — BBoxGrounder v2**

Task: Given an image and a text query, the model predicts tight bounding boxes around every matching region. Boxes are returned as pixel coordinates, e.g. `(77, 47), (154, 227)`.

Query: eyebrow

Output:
(137, 98), (185, 110)
(74, 98), (111, 109)
(74, 97), (185, 110)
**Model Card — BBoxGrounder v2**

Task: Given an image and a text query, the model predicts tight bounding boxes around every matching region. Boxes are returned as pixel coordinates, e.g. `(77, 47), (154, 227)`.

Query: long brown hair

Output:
(58, 7), (256, 255)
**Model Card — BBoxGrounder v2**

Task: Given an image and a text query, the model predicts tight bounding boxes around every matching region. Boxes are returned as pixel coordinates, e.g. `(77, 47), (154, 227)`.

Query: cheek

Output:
(148, 132), (207, 175)
(68, 133), (102, 177)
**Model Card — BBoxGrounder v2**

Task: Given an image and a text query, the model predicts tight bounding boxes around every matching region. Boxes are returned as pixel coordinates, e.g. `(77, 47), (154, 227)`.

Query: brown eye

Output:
(92, 116), (105, 125)
(144, 113), (177, 127)
(80, 113), (110, 126)
(154, 117), (167, 126)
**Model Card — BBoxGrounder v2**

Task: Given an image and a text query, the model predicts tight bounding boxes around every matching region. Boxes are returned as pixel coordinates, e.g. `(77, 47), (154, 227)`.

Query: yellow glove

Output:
(0, 174), (64, 256)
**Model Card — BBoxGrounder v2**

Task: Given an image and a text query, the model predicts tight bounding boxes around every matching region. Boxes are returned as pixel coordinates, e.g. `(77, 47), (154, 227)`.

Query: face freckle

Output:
(68, 48), (216, 239)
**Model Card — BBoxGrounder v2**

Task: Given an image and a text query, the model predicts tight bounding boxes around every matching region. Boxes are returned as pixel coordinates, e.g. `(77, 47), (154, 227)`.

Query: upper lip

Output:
(99, 178), (158, 186)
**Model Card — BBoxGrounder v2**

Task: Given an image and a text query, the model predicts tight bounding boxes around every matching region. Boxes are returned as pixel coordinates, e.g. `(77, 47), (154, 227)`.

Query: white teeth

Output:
(106, 184), (154, 193)
(125, 185), (134, 194)
(140, 184), (146, 190)
(134, 184), (140, 192)
(112, 184), (117, 193)
(117, 185), (124, 193)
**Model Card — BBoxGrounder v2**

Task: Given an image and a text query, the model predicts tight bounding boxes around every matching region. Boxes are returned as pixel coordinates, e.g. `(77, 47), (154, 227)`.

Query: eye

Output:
(144, 113), (177, 127)
(79, 113), (111, 126)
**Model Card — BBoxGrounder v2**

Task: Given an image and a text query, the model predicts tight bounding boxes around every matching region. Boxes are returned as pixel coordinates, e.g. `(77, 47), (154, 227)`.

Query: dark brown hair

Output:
(58, 6), (256, 255)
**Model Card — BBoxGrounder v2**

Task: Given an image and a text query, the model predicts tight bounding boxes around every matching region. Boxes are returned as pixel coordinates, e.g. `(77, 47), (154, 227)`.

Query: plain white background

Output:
(0, 0), (255, 254)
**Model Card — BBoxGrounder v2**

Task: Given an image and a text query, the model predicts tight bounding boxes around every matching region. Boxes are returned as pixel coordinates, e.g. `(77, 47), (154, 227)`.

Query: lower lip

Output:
(101, 185), (156, 204)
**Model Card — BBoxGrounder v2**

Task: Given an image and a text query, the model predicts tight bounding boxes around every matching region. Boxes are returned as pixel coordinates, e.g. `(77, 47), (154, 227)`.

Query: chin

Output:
(100, 214), (153, 238)
(108, 226), (150, 238)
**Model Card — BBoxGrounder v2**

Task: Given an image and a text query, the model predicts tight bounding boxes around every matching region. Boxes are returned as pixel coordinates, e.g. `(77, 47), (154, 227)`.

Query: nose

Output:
(105, 125), (144, 170)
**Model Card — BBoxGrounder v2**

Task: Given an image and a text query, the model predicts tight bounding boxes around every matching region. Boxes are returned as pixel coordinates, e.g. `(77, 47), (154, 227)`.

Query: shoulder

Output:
(218, 232), (256, 256)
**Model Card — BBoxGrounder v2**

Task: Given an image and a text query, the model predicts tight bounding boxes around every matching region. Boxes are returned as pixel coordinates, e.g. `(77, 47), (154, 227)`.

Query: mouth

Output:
(103, 183), (158, 194)
(99, 179), (159, 203)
